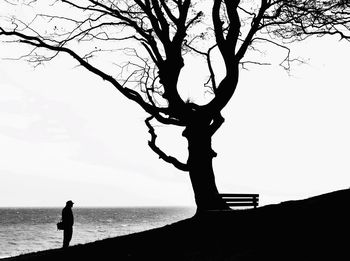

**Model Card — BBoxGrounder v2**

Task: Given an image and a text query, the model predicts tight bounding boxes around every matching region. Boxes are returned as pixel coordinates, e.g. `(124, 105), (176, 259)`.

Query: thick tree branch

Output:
(224, 0), (241, 59)
(159, 0), (179, 24)
(145, 116), (189, 172)
(212, 0), (226, 62)
(83, 0), (165, 64)
(236, 0), (268, 61)
(0, 28), (183, 126)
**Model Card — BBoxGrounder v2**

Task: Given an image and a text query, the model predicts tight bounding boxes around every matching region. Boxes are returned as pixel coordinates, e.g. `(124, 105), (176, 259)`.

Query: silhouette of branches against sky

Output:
(1, 0), (350, 210)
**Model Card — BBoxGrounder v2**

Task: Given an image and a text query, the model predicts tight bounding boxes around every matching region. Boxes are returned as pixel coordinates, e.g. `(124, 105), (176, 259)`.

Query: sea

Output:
(0, 207), (195, 258)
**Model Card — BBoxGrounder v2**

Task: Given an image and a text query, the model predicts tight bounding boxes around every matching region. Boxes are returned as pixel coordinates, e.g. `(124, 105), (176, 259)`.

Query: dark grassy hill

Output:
(2, 188), (349, 261)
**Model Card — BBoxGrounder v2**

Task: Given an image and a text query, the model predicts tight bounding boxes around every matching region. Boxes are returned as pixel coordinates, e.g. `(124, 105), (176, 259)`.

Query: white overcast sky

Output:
(1, 4), (350, 207)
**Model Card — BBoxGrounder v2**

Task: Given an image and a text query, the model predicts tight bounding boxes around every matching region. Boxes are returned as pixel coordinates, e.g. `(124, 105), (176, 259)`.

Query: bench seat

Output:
(220, 193), (259, 209)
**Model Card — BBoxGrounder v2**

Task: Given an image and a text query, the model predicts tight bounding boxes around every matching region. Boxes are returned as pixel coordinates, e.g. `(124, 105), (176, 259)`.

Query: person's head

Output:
(66, 200), (74, 208)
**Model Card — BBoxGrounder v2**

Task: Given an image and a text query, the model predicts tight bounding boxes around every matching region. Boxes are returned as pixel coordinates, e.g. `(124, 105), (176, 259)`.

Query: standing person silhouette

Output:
(62, 200), (74, 248)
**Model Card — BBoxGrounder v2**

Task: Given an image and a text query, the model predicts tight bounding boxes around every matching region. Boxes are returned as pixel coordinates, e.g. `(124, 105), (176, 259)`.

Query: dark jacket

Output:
(62, 206), (74, 228)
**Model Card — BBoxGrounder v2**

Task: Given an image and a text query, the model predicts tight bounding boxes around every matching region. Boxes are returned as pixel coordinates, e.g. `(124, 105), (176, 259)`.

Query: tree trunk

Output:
(183, 118), (230, 212)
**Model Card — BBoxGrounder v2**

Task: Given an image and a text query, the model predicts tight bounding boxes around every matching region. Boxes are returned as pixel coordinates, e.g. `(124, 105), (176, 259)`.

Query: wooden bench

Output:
(220, 193), (259, 209)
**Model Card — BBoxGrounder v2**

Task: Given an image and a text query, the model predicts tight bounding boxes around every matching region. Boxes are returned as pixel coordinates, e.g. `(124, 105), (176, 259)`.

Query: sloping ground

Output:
(2, 188), (350, 261)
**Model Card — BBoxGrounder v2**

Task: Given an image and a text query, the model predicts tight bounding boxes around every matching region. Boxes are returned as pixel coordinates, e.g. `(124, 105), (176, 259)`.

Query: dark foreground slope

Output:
(2, 188), (350, 261)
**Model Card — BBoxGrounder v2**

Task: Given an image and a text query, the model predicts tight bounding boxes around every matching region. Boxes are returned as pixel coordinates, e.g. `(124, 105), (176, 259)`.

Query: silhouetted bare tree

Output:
(1, 0), (350, 211)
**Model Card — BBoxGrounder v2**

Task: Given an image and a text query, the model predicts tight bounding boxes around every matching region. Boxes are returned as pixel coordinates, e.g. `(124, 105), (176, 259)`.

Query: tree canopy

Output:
(1, 0), (350, 209)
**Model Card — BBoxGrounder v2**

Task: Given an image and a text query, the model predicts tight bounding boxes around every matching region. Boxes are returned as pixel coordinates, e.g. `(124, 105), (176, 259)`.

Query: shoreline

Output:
(0, 207), (195, 258)
(2, 188), (350, 260)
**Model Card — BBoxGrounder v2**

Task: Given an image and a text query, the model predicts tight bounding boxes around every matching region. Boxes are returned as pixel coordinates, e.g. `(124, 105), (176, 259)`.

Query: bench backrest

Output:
(220, 193), (259, 209)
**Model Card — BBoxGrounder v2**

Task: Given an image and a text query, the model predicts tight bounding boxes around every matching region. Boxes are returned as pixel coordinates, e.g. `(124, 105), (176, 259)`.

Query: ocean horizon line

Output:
(0, 205), (195, 209)
(0, 206), (196, 258)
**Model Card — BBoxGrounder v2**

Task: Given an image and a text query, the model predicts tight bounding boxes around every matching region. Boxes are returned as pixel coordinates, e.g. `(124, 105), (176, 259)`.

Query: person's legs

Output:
(63, 227), (73, 248)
